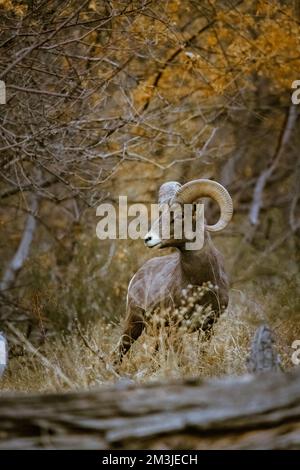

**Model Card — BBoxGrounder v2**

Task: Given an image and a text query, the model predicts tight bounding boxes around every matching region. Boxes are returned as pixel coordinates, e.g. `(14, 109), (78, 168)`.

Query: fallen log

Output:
(0, 366), (300, 450)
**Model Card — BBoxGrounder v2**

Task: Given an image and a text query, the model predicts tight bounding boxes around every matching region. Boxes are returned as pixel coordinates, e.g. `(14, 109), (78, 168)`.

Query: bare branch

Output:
(6, 323), (73, 388)
(0, 196), (38, 292)
(249, 105), (298, 225)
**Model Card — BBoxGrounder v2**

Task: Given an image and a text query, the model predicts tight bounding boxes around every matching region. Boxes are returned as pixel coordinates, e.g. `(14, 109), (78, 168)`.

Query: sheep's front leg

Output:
(117, 307), (145, 363)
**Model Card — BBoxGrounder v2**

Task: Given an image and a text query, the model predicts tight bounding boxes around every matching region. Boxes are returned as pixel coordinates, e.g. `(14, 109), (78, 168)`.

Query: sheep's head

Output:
(144, 179), (233, 250)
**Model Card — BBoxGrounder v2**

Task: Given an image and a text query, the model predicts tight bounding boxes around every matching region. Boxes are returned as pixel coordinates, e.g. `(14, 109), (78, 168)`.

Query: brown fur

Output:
(117, 232), (229, 361)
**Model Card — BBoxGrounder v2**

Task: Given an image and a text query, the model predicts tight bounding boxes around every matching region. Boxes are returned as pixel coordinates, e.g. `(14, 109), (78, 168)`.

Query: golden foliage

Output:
(129, 2), (300, 107)
(0, 0), (27, 15)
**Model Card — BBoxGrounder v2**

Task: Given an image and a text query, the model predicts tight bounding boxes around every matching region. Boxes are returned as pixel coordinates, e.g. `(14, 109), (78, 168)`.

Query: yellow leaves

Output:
(0, 0), (13, 10)
(244, 14), (255, 29)
(13, 4), (26, 16)
(62, 57), (70, 72)
(88, 0), (97, 12)
(206, 34), (218, 47)
(108, 141), (121, 152)
(256, 21), (294, 55)
(167, 0), (181, 14)
(203, 4), (300, 93)
(227, 36), (252, 59)
(86, 30), (99, 45)
(74, 1), (300, 106)
(132, 77), (154, 109)
(81, 79), (90, 89)
(217, 27), (233, 42)
(250, 15), (300, 90)
(212, 75), (229, 95)
(256, 0), (273, 16)
(130, 0), (300, 103)
(216, 11), (228, 23)
(130, 124), (148, 138)
(0, 0), (27, 15)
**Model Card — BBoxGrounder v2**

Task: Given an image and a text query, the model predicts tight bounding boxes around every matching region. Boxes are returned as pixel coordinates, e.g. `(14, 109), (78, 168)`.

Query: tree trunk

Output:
(0, 367), (300, 449)
(0, 195), (38, 292)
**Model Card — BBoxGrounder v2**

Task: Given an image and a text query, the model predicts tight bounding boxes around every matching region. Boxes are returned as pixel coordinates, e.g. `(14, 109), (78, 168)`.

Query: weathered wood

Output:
(0, 367), (300, 449)
(247, 325), (282, 373)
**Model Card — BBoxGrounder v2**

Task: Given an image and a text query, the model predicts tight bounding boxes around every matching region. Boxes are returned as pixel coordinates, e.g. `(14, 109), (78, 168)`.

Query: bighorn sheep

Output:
(117, 179), (233, 361)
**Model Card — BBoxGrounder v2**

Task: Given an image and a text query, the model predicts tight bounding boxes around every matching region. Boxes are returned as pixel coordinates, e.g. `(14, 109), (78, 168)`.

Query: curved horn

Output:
(158, 181), (181, 205)
(174, 179), (233, 232)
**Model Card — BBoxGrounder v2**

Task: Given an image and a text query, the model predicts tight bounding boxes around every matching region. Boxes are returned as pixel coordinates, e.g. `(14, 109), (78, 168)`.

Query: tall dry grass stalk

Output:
(1, 281), (298, 393)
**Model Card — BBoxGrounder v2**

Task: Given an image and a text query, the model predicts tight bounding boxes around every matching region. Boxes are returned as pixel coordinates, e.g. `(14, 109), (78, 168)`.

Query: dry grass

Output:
(1, 282), (298, 394)
(0, 216), (299, 394)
